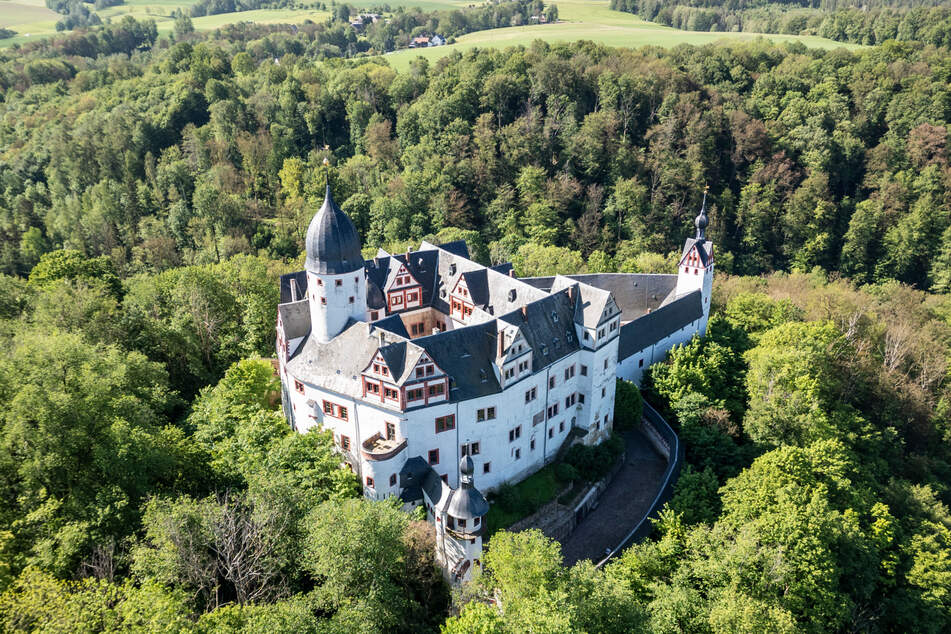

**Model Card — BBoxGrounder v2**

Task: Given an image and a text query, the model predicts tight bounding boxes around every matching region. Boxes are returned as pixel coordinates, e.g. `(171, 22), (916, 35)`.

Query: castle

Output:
(276, 185), (713, 583)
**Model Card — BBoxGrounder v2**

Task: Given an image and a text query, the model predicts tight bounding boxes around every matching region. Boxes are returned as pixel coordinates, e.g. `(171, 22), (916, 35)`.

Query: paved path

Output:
(559, 427), (667, 566)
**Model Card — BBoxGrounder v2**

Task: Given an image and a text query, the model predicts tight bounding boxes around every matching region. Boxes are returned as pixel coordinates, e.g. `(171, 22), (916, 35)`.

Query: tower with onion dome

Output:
(306, 182), (367, 343)
(675, 187), (714, 333)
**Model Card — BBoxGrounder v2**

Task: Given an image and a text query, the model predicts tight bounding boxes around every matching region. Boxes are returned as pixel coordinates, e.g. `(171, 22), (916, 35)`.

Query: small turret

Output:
(447, 455), (489, 527)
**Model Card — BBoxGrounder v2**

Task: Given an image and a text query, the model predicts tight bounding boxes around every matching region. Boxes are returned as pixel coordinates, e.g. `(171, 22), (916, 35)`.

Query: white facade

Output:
(276, 189), (714, 584)
(308, 268), (367, 343)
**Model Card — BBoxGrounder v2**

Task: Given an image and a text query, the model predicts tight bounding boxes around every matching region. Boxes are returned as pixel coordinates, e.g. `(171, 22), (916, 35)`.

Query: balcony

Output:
(361, 432), (407, 461)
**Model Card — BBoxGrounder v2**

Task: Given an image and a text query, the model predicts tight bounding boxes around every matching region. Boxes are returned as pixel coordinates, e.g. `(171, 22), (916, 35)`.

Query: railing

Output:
(360, 433), (407, 462)
(594, 401), (683, 568)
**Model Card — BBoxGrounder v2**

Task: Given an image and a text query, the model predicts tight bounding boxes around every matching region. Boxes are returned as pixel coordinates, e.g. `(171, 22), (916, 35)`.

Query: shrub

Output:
(614, 379), (644, 430)
(555, 462), (579, 483)
(495, 482), (522, 514)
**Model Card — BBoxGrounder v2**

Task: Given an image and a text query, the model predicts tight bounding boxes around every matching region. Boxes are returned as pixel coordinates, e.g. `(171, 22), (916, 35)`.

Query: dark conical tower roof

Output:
(305, 184), (364, 275)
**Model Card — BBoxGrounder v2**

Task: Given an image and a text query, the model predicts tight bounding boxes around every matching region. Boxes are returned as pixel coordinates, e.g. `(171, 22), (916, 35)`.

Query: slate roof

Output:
(498, 290), (580, 372)
(283, 240), (702, 406)
(279, 271), (308, 304)
(681, 238), (713, 267)
(364, 249), (441, 311)
(412, 321), (502, 401)
(549, 276), (618, 327)
(278, 299), (310, 340)
(424, 239), (470, 260)
(399, 456), (433, 505)
(521, 273), (678, 321)
(490, 262), (514, 276)
(286, 319), (407, 402)
(618, 290), (703, 358)
(459, 269), (489, 306)
(445, 484), (489, 521)
(372, 314), (410, 339)
(305, 185), (364, 274)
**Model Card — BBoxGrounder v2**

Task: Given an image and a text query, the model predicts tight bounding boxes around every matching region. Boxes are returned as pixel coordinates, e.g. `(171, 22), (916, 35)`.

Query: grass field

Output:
(384, 0), (862, 70)
(1, 0), (861, 55)
(0, 0), (329, 47)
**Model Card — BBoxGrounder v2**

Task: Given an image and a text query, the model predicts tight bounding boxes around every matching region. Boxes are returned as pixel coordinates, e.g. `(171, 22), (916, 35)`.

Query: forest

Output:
(611, 0), (951, 46)
(0, 9), (950, 633)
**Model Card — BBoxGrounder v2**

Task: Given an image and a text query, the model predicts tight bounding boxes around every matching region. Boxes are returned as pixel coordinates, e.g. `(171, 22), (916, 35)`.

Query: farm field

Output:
(0, 0), (862, 53)
(0, 0), (330, 47)
(384, 0), (862, 70)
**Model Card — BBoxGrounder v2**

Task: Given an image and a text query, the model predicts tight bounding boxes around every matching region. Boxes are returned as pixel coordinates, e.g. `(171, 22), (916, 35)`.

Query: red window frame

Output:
(323, 400), (348, 420)
(340, 435), (350, 451)
(428, 449), (439, 465)
(390, 473), (397, 486)
(366, 476), (374, 487)
(435, 414), (455, 433)
(294, 380), (304, 394)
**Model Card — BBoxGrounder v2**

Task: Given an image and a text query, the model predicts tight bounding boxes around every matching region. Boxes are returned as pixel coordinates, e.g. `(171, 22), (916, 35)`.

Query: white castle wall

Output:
(307, 268), (367, 343)
(280, 329), (621, 497)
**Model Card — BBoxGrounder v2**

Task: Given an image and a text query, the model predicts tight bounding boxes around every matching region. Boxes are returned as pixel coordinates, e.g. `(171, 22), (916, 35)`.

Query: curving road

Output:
(559, 427), (667, 566)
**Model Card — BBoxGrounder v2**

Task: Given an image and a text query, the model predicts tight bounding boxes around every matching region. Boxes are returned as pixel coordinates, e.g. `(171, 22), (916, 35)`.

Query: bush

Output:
(564, 435), (625, 482)
(555, 462), (579, 483)
(495, 482), (521, 514)
(614, 379), (643, 430)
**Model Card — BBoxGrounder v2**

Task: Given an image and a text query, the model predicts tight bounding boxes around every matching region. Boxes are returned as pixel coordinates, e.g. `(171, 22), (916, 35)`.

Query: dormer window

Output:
(566, 331), (573, 342)
(508, 289), (516, 301)
(479, 369), (487, 383)
(449, 263), (457, 275)
(541, 345), (549, 356)
(552, 311), (558, 322)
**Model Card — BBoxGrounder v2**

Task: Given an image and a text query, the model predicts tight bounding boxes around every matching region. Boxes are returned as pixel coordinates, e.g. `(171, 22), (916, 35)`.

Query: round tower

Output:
(305, 184), (367, 343)
(442, 455), (489, 584)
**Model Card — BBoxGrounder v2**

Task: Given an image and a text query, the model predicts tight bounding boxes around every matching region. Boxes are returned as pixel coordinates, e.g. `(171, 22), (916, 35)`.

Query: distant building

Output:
(409, 35), (430, 48)
(276, 185), (713, 583)
(430, 34), (445, 46)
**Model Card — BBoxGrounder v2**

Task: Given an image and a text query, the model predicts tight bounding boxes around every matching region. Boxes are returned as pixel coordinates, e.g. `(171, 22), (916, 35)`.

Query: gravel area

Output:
(559, 427), (668, 566)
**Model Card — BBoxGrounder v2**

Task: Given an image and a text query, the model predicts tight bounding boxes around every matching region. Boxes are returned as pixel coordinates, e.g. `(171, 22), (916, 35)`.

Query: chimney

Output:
(508, 269), (514, 277)
(378, 331), (385, 346)
(521, 306), (527, 320)
(567, 286), (574, 300)
(498, 333), (505, 357)
(290, 278), (299, 302)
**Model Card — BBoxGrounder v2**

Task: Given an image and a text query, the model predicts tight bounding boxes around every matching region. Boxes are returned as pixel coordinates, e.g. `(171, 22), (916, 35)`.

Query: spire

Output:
(695, 185), (709, 240)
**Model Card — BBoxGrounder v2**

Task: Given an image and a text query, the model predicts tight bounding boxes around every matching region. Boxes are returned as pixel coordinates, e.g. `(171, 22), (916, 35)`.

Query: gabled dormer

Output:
(404, 351), (449, 407)
(495, 324), (532, 386)
(361, 351), (403, 409)
(385, 260), (422, 312)
(411, 352), (442, 381)
(387, 261), (419, 290)
(450, 275), (475, 322)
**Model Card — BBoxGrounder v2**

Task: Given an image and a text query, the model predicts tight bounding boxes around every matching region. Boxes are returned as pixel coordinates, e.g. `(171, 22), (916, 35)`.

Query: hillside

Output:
(0, 10), (949, 633)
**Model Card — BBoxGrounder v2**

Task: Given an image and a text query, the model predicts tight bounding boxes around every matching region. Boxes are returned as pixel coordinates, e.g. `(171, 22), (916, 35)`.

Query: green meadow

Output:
(383, 0), (861, 70)
(0, 0), (859, 56)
